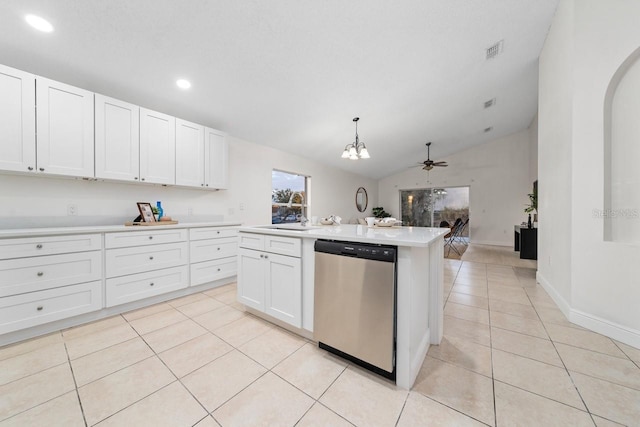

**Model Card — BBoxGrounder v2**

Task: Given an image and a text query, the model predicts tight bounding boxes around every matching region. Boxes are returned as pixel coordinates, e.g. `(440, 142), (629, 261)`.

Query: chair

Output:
(454, 218), (469, 246)
(444, 219), (464, 256)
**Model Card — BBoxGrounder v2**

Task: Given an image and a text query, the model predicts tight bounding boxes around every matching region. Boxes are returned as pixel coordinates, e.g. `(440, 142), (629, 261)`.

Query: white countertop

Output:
(238, 224), (449, 247)
(0, 221), (242, 238)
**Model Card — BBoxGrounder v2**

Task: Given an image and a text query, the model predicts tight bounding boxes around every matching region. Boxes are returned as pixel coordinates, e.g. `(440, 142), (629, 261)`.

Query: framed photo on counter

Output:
(137, 202), (156, 223)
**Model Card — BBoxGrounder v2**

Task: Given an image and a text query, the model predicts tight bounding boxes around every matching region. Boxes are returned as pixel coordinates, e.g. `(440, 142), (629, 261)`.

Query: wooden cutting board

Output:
(125, 221), (179, 226)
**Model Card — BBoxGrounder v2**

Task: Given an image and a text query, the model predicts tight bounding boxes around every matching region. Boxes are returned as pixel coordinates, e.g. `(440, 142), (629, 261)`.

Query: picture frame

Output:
(137, 202), (156, 223)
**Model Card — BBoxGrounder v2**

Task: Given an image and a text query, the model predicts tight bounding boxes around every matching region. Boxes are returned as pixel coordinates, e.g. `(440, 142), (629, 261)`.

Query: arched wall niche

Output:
(604, 46), (640, 242)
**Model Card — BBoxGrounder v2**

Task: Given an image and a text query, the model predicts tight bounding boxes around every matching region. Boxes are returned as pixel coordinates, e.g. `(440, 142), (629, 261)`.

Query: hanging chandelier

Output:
(341, 117), (370, 160)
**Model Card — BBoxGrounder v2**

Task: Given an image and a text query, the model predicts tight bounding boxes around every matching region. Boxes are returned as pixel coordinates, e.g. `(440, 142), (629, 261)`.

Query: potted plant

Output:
(524, 187), (537, 226)
(372, 207), (391, 219)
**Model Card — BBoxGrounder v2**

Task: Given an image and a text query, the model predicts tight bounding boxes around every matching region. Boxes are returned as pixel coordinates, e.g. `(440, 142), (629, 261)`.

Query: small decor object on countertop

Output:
(156, 201), (164, 220)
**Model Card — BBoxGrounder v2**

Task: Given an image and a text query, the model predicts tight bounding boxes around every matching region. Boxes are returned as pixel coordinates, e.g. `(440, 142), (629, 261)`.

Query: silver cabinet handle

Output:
(201, 183), (204, 186)
(149, 256), (154, 260)
(206, 184), (209, 187)
(150, 282), (154, 286)
(37, 271), (44, 277)
(259, 254), (264, 258)
(217, 231), (220, 234)
(134, 177), (138, 180)
(217, 268), (221, 272)
(28, 166), (34, 171)
(264, 255), (269, 259)
(149, 236), (153, 240)
(39, 167), (45, 172)
(217, 247), (221, 251)
(37, 306), (43, 311)
(36, 244), (43, 249)
(141, 178), (145, 181)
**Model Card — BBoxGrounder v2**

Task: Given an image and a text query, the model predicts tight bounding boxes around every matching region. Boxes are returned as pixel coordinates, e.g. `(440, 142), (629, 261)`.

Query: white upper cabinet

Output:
(36, 77), (94, 177)
(0, 64), (36, 173)
(140, 108), (175, 185)
(95, 95), (140, 181)
(175, 119), (204, 187)
(205, 127), (229, 189)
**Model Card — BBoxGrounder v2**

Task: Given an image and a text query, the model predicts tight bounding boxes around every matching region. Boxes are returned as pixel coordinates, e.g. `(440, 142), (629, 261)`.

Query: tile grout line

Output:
(64, 341), (89, 427)
(484, 264), (498, 427)
(525, 287), (598, 426)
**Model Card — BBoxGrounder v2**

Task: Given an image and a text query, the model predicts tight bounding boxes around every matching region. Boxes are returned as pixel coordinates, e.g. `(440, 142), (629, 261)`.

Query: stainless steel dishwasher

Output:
(314, 239), (397, 380)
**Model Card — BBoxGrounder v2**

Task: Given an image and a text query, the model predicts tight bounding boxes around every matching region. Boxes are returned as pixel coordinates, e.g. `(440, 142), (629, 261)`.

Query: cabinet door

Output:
(237, 248), (265, 311)
(140, 108), (175, 184)
(265, 253), (301, 327)
(0, 64), (36, 173)
(204, 127), (228, 189)
(95, 94), (140, 181)
(36, 77), (94, 177)
(175, 119), (204, 187)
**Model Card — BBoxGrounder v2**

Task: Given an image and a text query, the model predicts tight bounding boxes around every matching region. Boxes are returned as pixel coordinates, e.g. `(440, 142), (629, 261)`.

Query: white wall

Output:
(378, 128), (533, 246)
(537, 0), (575, 306)
(0, 136), (378, 229)
(529, 113), (538, 183)
(539, 0), (640, 347)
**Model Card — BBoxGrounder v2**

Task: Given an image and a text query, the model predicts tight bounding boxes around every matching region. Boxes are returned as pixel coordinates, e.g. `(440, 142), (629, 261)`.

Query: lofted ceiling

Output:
(0, 0), (559, 179)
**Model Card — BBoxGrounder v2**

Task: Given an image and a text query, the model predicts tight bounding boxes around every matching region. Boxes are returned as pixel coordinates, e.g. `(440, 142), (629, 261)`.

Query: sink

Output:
(256, 225), (320, 231)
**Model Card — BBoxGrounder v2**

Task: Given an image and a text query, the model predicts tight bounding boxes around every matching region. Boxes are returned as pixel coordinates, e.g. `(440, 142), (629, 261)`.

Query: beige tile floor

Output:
(1, 252), (639, 426)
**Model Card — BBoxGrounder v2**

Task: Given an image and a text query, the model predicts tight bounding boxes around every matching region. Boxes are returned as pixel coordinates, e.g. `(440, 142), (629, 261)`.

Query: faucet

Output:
(287, 191), (308, 226)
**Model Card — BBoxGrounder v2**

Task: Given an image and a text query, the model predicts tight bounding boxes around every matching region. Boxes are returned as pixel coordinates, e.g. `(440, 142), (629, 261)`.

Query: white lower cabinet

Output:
(0, 225), (239, 343)
(188, 227), (237, 286)
(105, 230), (188, 307)
(106, 266), (188, 307)
(0, 251), (102, 297)
(238, 233), (302, 328)
(0, 281), (102, 335)
(0, 234), (103, 334)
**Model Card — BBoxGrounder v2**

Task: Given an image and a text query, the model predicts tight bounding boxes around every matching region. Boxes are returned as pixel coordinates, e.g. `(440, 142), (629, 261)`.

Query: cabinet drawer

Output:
(189, 227), (237, 241)
(265, 235), (301, 257)
(105, 266), (188, 307)
(238, 233), (265, 250)
(106, 242), (188, 277)
(190, 237), (237, 263)
(0, 281), (103, 335)
(0, 234), (101, 260)
(105, 229), (187, 249)
(190, 258), (237, 286)
(0, 251), (102, 297)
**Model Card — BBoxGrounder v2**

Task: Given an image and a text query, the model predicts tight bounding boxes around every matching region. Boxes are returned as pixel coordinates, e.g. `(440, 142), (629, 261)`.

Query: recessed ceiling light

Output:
(25, 14), (54, 33)
(176, 79), (191, 89)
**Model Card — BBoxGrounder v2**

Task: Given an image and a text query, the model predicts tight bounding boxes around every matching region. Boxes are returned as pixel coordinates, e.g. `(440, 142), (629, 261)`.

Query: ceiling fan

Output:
(418, 142), (448, 171)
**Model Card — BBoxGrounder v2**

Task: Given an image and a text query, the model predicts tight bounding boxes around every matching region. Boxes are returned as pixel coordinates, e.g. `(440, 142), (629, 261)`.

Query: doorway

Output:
(400, 186), (470, 238)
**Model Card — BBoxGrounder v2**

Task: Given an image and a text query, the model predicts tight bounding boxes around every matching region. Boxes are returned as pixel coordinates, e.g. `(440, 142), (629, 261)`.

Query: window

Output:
(400, 186), (469, 237)
(272, 170), (309, 224)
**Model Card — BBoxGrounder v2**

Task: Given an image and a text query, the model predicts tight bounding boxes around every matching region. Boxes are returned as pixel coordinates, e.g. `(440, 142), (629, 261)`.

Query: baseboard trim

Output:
(536, 271), (640, 349)
(535, 271), (571, 317)
(571, 308), (640, 350)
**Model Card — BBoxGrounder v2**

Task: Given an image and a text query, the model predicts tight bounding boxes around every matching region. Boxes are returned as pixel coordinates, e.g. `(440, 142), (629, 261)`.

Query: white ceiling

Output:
(0, 0), (559, 179)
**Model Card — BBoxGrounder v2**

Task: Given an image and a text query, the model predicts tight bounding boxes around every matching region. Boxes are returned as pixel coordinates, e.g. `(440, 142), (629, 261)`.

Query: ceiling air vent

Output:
(484, 126), (493, 133)
(486, 40), (504, 60)
(484, 98), (496, 109)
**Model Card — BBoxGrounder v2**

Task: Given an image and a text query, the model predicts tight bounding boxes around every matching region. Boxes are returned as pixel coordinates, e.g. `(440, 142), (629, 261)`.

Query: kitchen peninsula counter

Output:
(237, 224), (448, 389)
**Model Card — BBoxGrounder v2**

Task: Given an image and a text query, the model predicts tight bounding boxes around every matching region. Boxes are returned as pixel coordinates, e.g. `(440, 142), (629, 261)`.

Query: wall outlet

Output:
(67, 204), (77, 216)
(187, 207), (193, 216)
(239, 203), (245, 211)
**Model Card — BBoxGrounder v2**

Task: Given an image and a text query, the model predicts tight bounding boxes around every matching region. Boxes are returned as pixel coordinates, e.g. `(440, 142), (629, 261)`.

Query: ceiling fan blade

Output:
(434, 164), (448, 167)
(432, 161), (447, 165)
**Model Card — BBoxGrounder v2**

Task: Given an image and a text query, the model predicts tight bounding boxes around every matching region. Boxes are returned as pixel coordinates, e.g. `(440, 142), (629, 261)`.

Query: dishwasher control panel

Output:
(314, 240), (396, 262)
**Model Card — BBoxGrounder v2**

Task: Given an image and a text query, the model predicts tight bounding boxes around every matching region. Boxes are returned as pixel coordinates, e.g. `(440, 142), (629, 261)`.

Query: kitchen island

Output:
(236, 223), (448, 390)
